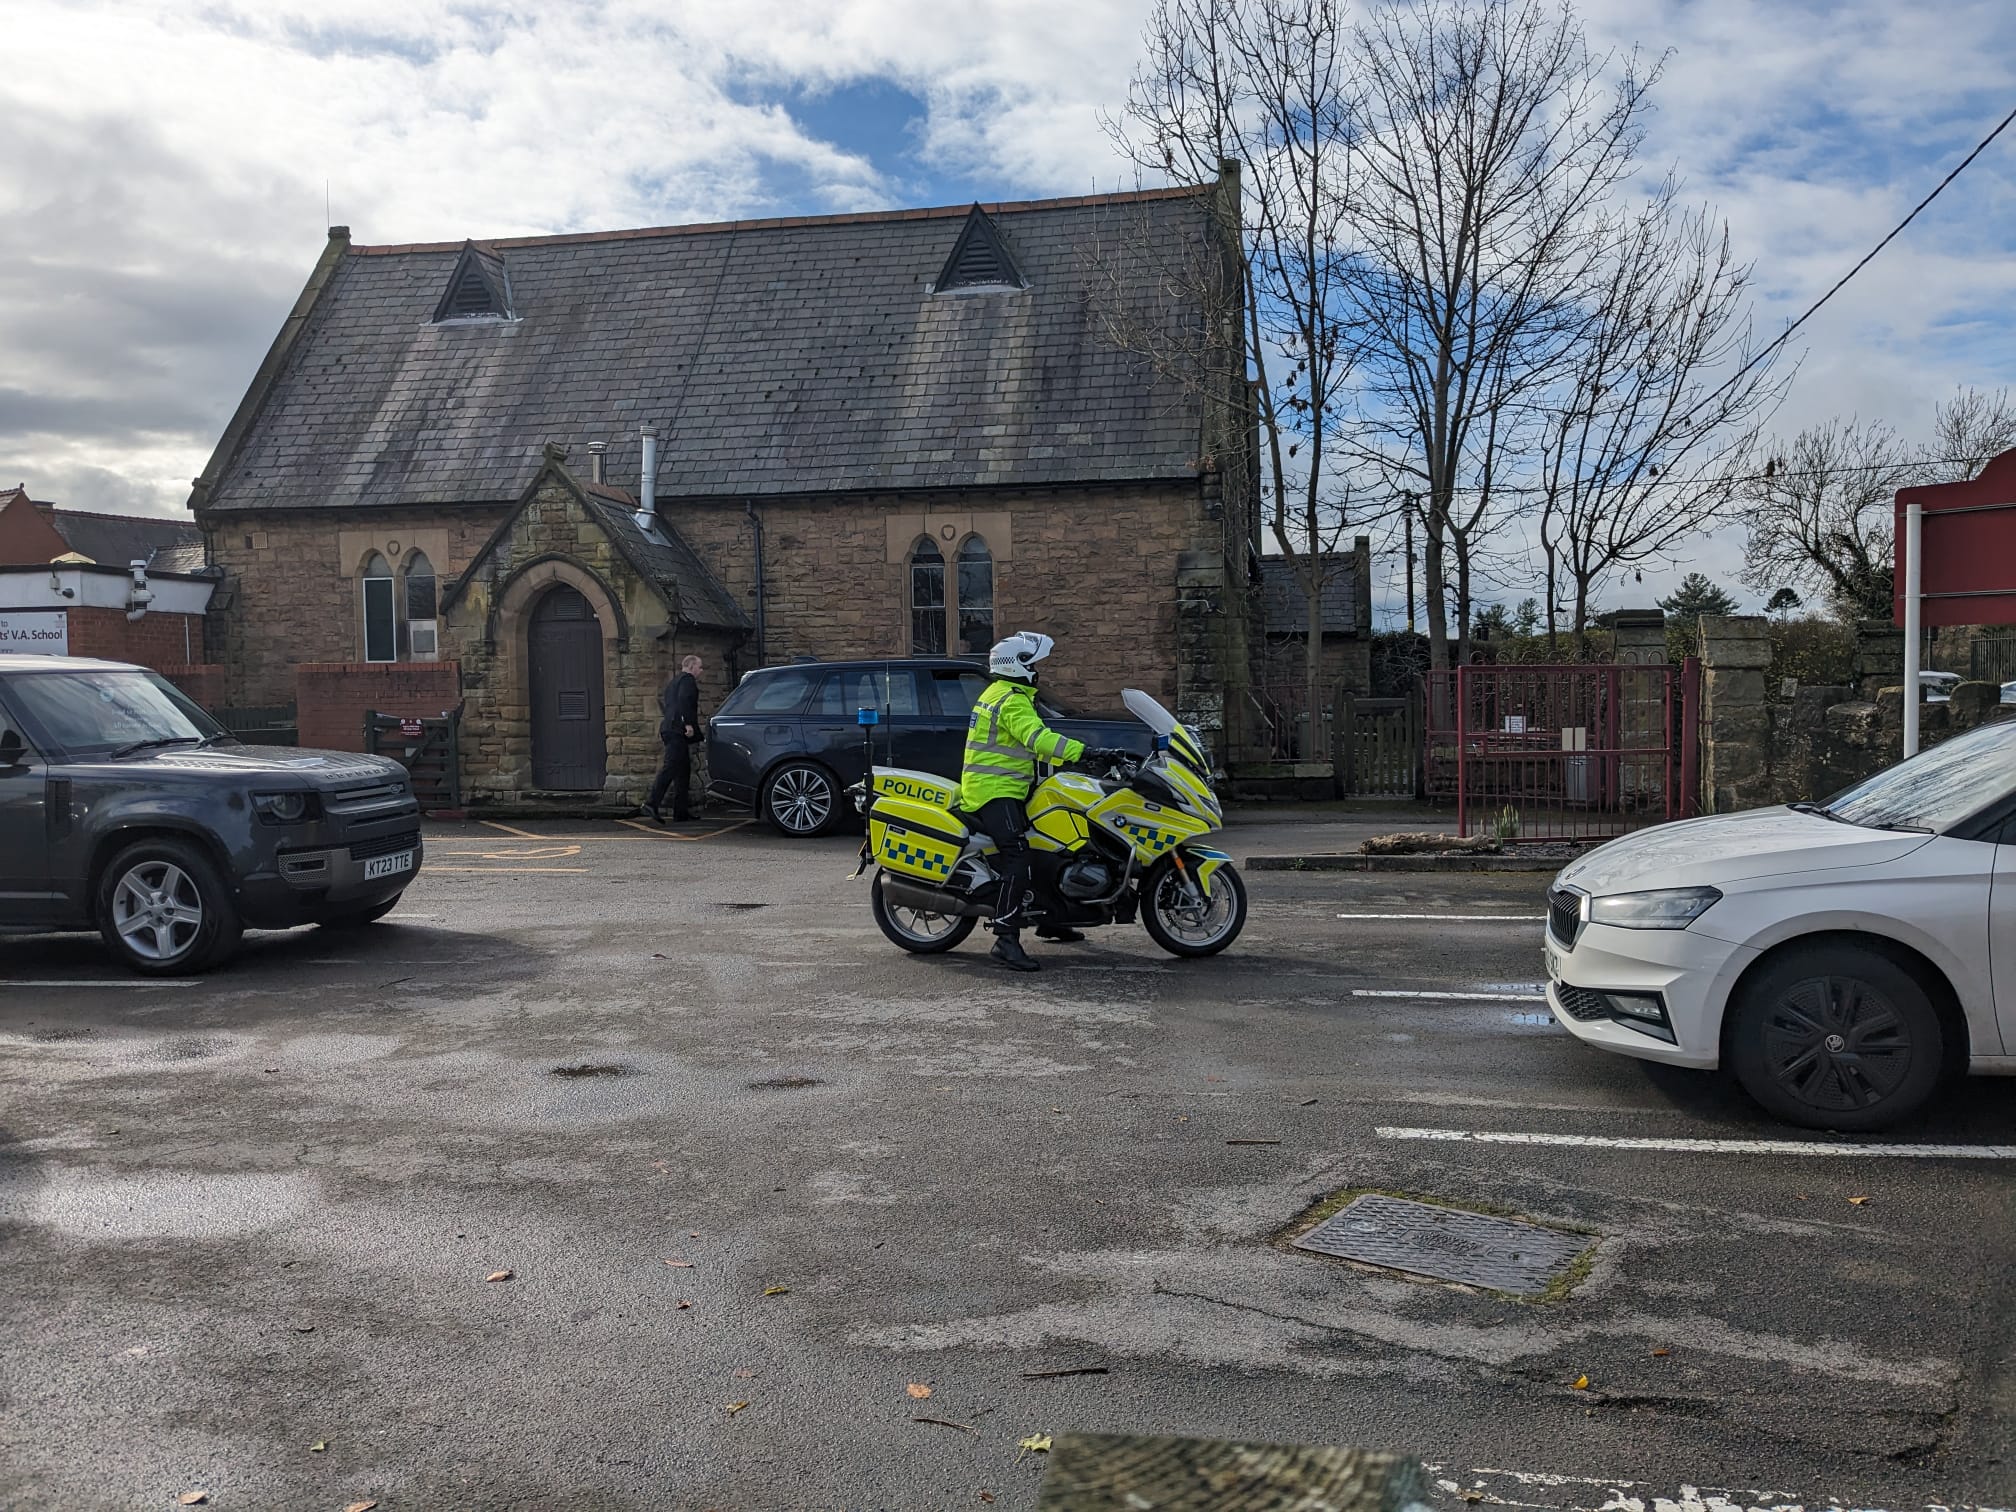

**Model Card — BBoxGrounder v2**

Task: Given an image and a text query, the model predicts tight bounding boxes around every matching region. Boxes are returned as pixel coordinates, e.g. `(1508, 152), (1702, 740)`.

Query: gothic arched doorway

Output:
(528, 585), (606, 790)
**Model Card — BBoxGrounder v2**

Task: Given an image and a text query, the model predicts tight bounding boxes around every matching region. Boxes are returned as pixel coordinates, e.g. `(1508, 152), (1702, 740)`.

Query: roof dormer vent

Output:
(433, 241), (514, 322)
(931, 205), (1026, 295)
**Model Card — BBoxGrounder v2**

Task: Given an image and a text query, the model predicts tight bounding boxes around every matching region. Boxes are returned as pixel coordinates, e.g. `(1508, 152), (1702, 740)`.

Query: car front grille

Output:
(1555, 984), (1610, 1021)
(1547, 888), (1584, 948)
(329, 782), (410, 816)
(349, 830), (420, 861)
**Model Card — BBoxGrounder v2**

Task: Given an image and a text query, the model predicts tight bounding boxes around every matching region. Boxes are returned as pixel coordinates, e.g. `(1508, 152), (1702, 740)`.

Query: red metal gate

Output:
(1426, 661), (1699, 842)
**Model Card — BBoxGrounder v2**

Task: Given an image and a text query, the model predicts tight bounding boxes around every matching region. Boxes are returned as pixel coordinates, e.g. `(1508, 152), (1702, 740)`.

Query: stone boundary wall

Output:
(1697, 614), (2013, 812)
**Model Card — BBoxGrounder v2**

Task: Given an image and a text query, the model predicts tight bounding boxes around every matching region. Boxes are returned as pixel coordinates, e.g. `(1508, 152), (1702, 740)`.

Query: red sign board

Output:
(1894, 448), (2016, 628)
(399, 718), (425, 737)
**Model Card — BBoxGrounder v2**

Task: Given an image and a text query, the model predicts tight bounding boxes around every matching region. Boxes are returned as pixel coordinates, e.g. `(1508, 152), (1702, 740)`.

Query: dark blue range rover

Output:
(706, 658), (1153, 836)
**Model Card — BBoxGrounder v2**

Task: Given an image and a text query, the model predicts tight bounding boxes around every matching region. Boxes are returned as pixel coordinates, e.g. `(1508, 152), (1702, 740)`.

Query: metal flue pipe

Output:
(638, 423), (659, 532)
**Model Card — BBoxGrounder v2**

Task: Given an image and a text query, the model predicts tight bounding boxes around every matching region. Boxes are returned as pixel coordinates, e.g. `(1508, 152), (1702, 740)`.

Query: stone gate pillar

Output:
(1697, 614), (1773, 814)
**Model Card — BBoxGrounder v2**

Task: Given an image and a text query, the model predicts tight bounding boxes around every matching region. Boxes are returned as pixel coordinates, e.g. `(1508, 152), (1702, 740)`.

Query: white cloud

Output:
(1, 0), (2012, 632)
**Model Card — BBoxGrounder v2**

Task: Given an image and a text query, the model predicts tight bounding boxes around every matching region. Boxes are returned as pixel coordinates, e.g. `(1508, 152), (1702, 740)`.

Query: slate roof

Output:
(579, 484), (748, 631)
(200, 188), (1212, 513)
(51, 508), (204, 569)
(1260, 555), (1361, 635)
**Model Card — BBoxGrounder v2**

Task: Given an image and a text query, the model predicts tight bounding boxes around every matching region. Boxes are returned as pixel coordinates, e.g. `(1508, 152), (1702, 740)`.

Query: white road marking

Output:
(1336, 913), (1545, 921)
(1427, 1465), (2007, 1512)
(1353, 989), (1548, 1002)
(1380, 1126), (2016, 1159)
(4, 980), (200, 990)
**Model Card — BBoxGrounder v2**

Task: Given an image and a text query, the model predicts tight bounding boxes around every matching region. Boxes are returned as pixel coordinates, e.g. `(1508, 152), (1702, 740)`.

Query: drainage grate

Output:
(1292, 1194), (1588, 1296)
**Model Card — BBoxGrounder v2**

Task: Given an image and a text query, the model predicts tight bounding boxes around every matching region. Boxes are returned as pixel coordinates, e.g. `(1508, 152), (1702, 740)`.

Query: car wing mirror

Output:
(0, 731), (24, 769)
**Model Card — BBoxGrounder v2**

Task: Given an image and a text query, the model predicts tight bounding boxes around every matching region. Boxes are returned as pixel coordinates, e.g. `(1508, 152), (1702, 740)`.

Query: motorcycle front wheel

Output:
(870, 872), (980, 954)
(1140, 856), (1247, 957)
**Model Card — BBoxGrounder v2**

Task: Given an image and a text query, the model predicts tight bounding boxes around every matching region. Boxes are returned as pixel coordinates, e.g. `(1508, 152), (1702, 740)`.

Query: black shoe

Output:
(1035, 925), (1086, 943)
(641, 803), (664, 825)
(990, 933), (1041, 972)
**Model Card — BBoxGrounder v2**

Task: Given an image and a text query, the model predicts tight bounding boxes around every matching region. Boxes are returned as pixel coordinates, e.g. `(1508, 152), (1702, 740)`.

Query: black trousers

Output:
(973, 796), (1033, 931)
(647, 735), (692, 816)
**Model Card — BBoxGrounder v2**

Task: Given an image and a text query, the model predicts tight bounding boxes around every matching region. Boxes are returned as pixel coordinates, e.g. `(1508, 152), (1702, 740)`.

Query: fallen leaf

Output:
(1018, 1434), (1053, 1456)
(346, 1502), (379, 1512)
(1572, 1374), (1589, 1390)
(485, 1269), (513, 1283)
(1300, 1097), (1319, 1106)
(762, 1285), (789, 1296)
(178, 1495), (208, 1507)
(725, 1400), (750, 1414)
(980, 1494), (996, 1505)
(675, 1300), (691, 1310)
(734, 1368), (756, 1378)
(652, 952), (668, 959)
(1650, 1349), (1670, 1358)
(690, 1231), (701, 1238)
(294, 1324), (315, 1334)
(906, 1383), (933, 1400)
(311, 1440), (329, 1452)
(1847, 1195), (1870, 1206)
(125, 1346), (148, 1357)
(664, 1259), (693, 1268)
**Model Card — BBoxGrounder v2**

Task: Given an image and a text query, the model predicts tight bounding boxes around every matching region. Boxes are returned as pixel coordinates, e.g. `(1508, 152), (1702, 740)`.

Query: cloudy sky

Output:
(3, 0), (2012, 620)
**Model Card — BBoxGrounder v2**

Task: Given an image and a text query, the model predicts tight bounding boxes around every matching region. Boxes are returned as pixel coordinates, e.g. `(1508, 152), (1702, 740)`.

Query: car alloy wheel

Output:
(111, 860), (206, 963)
(766, 763), (836, 837)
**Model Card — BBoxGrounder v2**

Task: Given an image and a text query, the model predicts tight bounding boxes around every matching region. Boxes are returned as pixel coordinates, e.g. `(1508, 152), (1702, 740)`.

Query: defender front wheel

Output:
(871, 872), (978, 954)
(1141, 857), (1247, 957)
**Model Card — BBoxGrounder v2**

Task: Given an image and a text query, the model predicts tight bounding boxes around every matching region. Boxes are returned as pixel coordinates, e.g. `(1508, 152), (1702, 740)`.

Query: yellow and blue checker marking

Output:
(1114, 819), (1179, 854)
(881, 833), (955, 877)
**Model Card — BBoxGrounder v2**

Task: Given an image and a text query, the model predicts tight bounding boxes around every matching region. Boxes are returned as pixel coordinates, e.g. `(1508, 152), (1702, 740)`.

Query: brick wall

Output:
(672, 482), (1209, 717)
(63, 607), (208, 670)
(201, 507), (505, 706)
(160, 664), (229, 712)
(296, 662), (462, 753)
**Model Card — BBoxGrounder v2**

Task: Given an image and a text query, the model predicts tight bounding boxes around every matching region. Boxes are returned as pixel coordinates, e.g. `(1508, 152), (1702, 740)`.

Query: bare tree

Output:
(1535, 190), (1785, 652)
(1742, 390), (2016, 620)
(1343, 0), (1658, 673)
(1097, 0), (1364, 760)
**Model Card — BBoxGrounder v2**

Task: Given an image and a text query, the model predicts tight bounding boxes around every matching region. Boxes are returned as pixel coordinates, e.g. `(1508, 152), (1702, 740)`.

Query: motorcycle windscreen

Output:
(1124, 688), (1210, 772)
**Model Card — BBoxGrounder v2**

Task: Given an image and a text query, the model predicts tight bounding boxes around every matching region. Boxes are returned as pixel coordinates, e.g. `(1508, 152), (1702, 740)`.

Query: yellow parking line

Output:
(479, 820), (546, 839)
(428, 866), (590, 874)
(615, 817), (757, 842)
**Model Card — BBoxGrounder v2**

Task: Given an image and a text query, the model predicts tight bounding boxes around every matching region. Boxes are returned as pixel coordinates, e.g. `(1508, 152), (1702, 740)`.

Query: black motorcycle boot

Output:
(1035, 925), (1086, 943)
(990, 928), (1041, 972)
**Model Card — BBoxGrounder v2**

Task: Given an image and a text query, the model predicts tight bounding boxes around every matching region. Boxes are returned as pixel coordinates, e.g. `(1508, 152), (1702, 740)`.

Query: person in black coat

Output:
(643, 655), (703, 823)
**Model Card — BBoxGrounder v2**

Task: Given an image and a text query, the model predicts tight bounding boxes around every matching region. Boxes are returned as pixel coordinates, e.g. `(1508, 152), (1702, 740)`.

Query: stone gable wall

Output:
(445, 476), (739, 808)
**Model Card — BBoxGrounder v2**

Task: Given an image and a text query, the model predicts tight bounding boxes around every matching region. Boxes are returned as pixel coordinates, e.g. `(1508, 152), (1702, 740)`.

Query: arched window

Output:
(909, 537), (946, 655)
(403, 551), (439, 660)
(956, 535), (994, 656)
(361, 553), (396, 664)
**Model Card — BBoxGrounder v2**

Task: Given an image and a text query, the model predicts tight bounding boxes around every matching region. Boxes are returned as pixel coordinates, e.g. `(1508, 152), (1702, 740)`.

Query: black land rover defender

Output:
(0, 655), (423, 974)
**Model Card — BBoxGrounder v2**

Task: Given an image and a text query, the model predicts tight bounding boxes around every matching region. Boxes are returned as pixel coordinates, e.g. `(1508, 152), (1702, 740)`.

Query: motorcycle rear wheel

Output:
(871, 872), (980, 954)
(1141, 856), (1247, 957)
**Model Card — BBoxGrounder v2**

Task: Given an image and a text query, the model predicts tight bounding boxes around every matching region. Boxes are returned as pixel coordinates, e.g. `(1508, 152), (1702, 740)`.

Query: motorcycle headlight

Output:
(253, 790), (318, 825)
(1586, 886), (1722, 930)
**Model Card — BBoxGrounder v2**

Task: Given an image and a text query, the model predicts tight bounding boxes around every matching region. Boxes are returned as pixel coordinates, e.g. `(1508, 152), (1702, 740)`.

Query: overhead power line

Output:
(1381, 451), (2004, 506)
(1683, 98), (2016, 429)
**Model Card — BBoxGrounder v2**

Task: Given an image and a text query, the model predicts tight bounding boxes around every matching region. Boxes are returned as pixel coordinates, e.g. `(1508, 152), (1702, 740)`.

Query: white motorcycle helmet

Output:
(988, 631), (1055, 682)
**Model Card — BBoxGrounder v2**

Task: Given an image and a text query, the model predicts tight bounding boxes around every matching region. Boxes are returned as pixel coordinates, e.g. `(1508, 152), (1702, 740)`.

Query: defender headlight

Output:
(253, 791), (318, 824)
(1587, 886), (1721, 930)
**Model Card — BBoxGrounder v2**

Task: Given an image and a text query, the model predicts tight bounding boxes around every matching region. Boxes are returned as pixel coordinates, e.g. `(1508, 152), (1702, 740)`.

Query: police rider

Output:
(960, 633), (1123, 973)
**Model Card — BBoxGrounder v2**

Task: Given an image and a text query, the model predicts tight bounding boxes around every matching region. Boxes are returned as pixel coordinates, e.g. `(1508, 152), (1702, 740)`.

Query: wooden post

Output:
(1037, 1433), (1428, 1511)
(1335, 691), (1356, 797)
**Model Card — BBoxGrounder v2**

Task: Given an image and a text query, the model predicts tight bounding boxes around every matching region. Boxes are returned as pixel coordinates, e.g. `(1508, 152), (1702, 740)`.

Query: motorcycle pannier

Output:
(869, 795), (969, 882)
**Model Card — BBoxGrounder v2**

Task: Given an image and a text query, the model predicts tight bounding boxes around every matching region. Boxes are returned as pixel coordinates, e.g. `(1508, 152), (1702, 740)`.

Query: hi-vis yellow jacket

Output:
(958, 678), (1086, 809)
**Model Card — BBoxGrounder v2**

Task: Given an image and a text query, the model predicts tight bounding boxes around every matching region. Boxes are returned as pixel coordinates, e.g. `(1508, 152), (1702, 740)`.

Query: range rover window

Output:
(725, 670), (818, 716)
(815, 668), (922, 718)
(6, 669), (229, 760)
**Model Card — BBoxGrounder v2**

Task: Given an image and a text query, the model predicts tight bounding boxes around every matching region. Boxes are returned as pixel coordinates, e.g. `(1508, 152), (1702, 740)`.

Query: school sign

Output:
(0, 611), (68, 655)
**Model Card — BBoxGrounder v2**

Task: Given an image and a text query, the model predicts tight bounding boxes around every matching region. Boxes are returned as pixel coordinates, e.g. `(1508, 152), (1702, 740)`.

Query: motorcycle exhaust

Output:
(879, 875), (990, 919)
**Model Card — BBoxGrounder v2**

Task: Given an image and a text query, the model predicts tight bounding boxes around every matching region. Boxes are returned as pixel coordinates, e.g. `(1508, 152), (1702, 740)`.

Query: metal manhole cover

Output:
(1292, 1194), (1587, 1295)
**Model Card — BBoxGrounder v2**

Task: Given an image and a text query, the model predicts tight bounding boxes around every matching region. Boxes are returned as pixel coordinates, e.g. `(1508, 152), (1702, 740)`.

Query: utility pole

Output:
(1402, 494), (1417, 633)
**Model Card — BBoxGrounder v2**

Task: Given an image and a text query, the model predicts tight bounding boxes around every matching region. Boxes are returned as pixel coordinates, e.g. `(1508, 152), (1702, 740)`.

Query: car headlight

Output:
(253, 791), (318, 824)
(1586, 886), (1721, 930)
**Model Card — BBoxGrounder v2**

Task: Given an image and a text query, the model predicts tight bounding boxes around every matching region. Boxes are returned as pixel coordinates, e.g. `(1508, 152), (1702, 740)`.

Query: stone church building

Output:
(191, 177), (1262, 807)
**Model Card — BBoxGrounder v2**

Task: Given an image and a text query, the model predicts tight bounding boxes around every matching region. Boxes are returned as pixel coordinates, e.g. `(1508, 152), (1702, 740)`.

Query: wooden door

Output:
(528, 586), (605, 791)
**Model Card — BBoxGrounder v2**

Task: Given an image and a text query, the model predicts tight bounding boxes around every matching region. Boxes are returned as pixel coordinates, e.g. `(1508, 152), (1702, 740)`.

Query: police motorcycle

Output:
(852, 689), (1248, 958)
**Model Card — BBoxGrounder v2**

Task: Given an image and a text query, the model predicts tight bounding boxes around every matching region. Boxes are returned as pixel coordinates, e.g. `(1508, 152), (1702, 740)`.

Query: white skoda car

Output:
(1544, 720), (2016, 1130)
